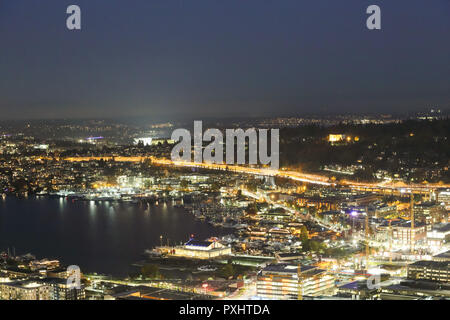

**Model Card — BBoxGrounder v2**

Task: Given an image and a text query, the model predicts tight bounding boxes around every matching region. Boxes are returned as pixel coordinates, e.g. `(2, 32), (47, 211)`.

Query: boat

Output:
(197, 265), (217, 272)
(144, 249), (162, 257)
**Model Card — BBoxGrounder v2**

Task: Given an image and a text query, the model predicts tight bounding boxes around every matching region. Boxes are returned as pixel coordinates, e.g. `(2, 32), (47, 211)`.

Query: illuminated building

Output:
(274, 252), (303, 262)
(170, 239), (232, 259)
(29, 259), (60, 271)
(258, 208), (291, 222)
(414, 202), (446, 224)
(328, 134), (345, 143)
(117, 175), (154, 188)
(407, 261), (450, 283)
(134, 137), (153, 146)
(320, 210), (341, 224)
(392, 221), (427, 246)
(372, 204), (397, 218)
(267, 192), (296, 202)
(134, 137), (175, 146)
(380, 281), (450, 300)
(338, 281), (379, 300)
(0, 281), (51, 300)
(437, 189), (450, 210)
(433, 250), (450, 262)
(256, 264), (335, 300)
(427, 223), (450, 251)
(47, 278), (85, 300)
(0, 278), (85, 300)
(104, 285), (208, 300)
(327, 134), (359, 145)
(33, 144), (49, 150)
(85, 136), (104, 144)
(152, 138), (175, 145)
(295, 195), (341, 211)
(344, 193), (379, 207)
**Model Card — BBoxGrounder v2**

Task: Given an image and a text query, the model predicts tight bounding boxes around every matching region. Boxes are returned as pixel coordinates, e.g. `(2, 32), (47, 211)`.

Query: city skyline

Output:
(0, 0), (449, 305)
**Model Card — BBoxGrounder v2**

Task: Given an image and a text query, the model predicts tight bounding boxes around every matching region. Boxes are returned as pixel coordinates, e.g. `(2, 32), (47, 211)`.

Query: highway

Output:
(58, 156), (448, 194)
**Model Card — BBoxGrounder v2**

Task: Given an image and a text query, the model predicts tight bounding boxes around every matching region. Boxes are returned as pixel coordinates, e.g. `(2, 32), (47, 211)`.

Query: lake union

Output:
(0, 197), (231, 276)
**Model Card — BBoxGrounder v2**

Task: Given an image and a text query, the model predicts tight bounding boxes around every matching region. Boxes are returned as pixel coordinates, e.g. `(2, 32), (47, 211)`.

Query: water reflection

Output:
(0, 196), (231, 276)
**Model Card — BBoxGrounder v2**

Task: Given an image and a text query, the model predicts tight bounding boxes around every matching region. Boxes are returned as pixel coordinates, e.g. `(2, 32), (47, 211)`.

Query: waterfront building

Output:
(170, 239), (232, 259)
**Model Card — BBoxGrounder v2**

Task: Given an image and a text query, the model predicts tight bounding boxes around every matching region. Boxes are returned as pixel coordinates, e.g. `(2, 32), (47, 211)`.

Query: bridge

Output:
(50, 156), (448, 194)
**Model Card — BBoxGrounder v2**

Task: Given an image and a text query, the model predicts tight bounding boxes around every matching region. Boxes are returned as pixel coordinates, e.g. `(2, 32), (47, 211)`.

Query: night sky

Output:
(0, 0), (449, 120)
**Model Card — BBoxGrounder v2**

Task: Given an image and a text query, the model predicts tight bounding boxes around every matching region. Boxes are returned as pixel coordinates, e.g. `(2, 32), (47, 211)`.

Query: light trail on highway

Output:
(58, 156), (448, 194)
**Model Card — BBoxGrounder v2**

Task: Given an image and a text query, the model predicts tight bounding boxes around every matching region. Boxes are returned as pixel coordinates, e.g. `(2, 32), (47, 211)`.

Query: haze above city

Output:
(1, 0), (449, 120)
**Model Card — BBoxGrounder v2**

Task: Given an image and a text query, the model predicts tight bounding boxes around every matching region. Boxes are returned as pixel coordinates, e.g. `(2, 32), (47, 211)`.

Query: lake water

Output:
(0, 196), (231, 276)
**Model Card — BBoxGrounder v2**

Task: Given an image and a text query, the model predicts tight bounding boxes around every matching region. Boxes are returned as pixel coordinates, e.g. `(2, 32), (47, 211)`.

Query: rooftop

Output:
(408, 260), (449, 269)
(184, 239), (213, 247)
(261, 263), (318, 275)
(431, 223), (450, 233)
(433, 250), (450, 261)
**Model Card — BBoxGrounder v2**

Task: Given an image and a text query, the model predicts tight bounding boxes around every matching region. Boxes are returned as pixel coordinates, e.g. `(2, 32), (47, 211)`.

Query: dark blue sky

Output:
(0, 0), (449, 120)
